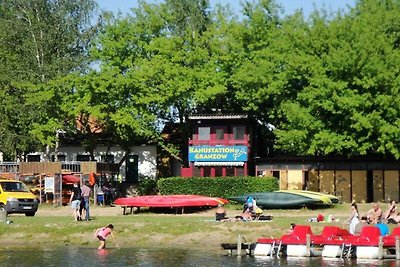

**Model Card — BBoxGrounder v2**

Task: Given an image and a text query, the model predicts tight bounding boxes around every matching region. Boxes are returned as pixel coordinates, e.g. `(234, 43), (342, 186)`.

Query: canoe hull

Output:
(115, 195), (228, 208)
(228, 192), (327, 209)
(280, 190), (340, 204)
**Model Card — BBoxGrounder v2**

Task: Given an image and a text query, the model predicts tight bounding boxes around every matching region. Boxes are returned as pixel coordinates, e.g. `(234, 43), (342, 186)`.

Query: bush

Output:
(137, 177), (157, 195)
(157, 176), (279, 199)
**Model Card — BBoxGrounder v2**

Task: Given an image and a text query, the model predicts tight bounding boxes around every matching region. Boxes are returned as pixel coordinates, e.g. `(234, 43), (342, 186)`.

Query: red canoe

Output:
(62, 174), (81, 184)
(114, 195), (229, 208)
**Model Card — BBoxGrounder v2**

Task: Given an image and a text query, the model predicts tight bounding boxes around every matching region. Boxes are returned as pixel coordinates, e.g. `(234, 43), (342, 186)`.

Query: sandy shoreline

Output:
(2, 203), (374, 251)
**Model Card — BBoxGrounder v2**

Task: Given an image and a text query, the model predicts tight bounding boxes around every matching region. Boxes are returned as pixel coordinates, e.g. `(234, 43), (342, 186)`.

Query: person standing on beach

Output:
(348, 202), (360, 234)
(80, 181), (91, 221)
(95, 224), (118, 249)
(69, 182), (82, 221)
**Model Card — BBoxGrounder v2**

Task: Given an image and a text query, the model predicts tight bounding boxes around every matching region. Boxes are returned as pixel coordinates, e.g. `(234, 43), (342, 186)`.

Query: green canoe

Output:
(228, 191), (333, 209)
(279, 190), (340, 204)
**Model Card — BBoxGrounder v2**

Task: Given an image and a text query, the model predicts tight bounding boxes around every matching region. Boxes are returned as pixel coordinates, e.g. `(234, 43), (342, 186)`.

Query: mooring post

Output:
(378, 236), (383, 260)
(0, 209), (7, 223)
(396, 236), (400, 260)
(237, 234), (242, 256)
(306, 234), (311, 257)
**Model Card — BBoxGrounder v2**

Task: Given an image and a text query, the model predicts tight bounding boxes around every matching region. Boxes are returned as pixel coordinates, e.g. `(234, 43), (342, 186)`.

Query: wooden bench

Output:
(121, 206), (140, 215)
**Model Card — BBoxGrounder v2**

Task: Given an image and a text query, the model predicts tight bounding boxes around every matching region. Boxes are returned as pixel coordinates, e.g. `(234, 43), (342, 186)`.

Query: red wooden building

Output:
(181, 114), (254, 177)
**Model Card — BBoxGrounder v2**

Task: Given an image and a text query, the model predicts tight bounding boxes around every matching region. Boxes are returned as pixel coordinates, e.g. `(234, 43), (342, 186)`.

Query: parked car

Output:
(0, 179), (39, 216)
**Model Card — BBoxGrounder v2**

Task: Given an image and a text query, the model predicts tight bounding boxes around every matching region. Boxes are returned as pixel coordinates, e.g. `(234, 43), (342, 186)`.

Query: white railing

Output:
(61, 161), (81, 173)
(0, 162), (19, 173)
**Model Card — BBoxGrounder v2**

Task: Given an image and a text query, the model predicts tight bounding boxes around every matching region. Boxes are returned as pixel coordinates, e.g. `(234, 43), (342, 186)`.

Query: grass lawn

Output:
(0, 202), (393, 250)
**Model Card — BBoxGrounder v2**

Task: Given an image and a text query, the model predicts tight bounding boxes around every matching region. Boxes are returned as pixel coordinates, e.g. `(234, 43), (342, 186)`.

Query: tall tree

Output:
(234, 0), (400, 159)
(0, 0), (100, 160)
(85, 0), (219, 163)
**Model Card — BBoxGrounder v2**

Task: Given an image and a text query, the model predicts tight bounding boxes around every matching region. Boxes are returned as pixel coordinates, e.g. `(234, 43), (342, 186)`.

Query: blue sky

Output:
(96, 0), (356, 17)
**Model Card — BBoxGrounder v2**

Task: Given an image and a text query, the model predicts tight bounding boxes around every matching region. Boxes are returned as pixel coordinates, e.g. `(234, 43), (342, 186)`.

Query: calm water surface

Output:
(1, 247), (400, 267)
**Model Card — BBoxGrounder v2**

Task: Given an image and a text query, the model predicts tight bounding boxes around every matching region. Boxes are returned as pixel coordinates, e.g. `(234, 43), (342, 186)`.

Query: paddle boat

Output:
(245, 225), (400, 259)
(254, 225), (350, 257)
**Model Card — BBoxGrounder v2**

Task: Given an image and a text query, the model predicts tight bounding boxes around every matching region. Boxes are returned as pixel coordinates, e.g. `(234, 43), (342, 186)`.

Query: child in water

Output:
(95, 224), (118, 249)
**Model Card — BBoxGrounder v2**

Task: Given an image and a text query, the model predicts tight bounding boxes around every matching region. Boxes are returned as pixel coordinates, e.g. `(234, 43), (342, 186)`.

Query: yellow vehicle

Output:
(0, 179), (39, 216)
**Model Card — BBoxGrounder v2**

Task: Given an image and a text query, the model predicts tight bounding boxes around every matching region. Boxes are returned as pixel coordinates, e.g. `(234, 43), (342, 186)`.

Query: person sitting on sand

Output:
(388, 212), (400, 224)
(215, 204), (229, 222)
(243, 196), (254, 213)
(287, 223), (296, 234)
(240, 210), (253, 221)
(385, 200), (398, 222)
(367, 203), (382, 224)
(232, 210), (253, 222)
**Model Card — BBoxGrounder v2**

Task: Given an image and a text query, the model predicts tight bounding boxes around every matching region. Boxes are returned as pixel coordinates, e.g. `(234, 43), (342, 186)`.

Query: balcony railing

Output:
(188, 140), (249, 146)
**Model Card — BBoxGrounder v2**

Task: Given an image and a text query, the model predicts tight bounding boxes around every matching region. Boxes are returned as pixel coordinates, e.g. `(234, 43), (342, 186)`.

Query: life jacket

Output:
(89, 173), (96, 186)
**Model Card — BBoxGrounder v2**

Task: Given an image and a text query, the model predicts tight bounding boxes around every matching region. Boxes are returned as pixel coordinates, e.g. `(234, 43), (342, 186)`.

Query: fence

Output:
(0, 162), (19, 173)
(0, 161), (119, 176)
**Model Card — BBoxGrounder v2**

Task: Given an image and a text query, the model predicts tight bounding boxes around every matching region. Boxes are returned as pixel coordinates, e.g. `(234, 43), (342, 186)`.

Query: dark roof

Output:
(188, 114), (248, 120)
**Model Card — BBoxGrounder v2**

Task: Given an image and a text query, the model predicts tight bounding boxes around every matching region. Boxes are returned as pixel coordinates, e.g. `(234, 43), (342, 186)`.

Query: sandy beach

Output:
(2, 203), (381, 250)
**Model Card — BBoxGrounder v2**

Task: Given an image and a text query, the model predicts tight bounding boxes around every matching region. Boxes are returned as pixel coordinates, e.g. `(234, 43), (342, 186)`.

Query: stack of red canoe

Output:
(114, 194), (229, 208)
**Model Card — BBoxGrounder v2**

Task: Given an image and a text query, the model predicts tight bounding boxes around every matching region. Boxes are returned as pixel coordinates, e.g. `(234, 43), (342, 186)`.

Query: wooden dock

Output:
(221, 242), (256, 256)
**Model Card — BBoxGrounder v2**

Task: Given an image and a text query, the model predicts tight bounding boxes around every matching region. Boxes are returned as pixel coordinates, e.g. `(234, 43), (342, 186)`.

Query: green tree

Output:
(86, 0), (221, 163)
(0, 0), (101, 160)
(234, 0), (400, 159)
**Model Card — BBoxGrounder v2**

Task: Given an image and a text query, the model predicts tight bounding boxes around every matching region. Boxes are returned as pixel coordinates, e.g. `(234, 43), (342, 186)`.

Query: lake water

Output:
(1, 247), (399, 266)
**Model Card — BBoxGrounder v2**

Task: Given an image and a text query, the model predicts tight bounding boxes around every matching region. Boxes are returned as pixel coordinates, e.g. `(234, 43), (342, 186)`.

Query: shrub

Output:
(157, 176), (279, 199)
(137, 176), (157, 195)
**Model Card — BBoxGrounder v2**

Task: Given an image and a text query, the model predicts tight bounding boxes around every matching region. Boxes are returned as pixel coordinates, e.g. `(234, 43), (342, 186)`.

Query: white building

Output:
(26, 145), (157, 181)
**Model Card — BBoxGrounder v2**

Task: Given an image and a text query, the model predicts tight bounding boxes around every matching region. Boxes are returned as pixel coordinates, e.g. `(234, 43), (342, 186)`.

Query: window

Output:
(236, 167), (244, 176)
(215, 128), (225, 140)
(57, 155), (66, 162)
(233, 126), (245, 140)
(1, 182), (29, 192)
(27, 155), (40, 162)
(198, 127), (210, 140)
(77, 155), (91, 161)
(192, 166), (201, 177)
(203, 167), (211, 177)
(226, 167), (235, 177)
(102, 155), (115, 163)
(215, 167), (223, 177)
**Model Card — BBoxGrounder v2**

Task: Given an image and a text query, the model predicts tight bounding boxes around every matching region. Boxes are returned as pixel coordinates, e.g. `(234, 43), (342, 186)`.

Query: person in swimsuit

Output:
(367, 203), (382, 224)
(95, 224), (118, 249)
(348, 202), (360, 234)
(287, 223), (296, 234)
(215, 204), (228, 221)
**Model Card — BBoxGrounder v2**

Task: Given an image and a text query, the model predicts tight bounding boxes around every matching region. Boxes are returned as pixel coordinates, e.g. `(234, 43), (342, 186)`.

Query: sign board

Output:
(44, 177), (55, 193)
(188, 145), (248, 162)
